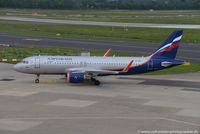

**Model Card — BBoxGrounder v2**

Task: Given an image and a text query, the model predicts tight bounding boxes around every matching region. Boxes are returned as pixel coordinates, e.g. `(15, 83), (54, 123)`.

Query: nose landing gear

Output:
(35, 74), (40, 83)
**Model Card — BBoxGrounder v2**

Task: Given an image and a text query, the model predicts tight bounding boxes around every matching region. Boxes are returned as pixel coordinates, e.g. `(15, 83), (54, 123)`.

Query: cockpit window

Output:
(20, 61), (29, 64)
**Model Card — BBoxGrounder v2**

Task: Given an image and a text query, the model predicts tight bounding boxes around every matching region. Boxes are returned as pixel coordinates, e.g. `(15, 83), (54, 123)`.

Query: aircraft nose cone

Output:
(13, 64), (20, 72)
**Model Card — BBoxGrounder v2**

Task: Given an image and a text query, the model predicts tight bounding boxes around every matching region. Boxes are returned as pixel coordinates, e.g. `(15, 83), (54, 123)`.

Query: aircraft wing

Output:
(65, 60), (133, 76)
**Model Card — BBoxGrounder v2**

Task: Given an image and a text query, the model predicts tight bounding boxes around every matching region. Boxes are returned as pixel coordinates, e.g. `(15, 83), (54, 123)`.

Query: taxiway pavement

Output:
(1, 16), (200, 29)
(0, 33), (199, 63)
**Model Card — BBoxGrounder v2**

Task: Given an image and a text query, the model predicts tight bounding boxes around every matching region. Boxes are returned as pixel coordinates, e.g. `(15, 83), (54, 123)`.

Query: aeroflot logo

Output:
(48, 58), (72, 61)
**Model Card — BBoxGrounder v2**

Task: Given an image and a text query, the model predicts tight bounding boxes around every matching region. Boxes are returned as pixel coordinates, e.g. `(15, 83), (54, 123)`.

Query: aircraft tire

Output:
(35, 79), (39, 83)
(94, 80), (100, 86)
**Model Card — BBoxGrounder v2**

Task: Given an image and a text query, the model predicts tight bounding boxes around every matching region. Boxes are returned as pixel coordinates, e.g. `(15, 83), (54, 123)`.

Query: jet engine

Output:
(67, 72), (85, 83)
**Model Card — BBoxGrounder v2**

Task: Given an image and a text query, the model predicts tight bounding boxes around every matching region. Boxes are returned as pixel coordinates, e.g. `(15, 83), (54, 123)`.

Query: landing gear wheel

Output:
(94, 80), (100, 86)
(35, 74), (40, 83)
(35, 79), (39, 83)
(91, 77), (100, 86)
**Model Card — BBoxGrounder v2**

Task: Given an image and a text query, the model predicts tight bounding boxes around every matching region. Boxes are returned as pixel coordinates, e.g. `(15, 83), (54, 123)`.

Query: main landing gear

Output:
(91, 78), (100, 86)
(35, 74), (40, 83)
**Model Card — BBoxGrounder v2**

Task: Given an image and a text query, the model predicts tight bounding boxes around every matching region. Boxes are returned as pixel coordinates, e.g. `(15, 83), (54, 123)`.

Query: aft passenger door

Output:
(147, 59), (153, 71)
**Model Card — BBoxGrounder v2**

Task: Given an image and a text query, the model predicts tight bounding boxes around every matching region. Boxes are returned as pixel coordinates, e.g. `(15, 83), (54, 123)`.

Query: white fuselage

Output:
(14, 56), (149, 75)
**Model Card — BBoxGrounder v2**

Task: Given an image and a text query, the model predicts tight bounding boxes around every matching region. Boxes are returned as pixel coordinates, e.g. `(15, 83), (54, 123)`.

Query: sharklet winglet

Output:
(104, 48), (112, 57)
(123, 60), (133, 72)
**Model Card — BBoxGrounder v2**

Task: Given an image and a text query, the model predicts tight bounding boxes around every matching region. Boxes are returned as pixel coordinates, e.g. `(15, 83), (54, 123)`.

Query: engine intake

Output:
(67, 72), (85, 83)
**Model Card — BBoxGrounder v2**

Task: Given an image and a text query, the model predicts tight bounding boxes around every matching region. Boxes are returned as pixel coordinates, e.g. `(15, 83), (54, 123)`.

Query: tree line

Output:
(0, 0), (199, 9)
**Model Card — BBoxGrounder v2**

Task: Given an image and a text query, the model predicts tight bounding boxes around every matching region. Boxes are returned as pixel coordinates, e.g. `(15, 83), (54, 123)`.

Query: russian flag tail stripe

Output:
(151, 30), (183, 59)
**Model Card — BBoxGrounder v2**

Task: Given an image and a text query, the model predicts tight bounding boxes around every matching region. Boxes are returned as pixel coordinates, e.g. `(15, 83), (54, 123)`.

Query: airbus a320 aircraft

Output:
(14, 31), (185, 85)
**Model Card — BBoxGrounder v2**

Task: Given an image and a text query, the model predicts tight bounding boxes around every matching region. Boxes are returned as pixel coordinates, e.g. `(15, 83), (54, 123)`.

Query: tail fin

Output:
(151, 30), (183, 59)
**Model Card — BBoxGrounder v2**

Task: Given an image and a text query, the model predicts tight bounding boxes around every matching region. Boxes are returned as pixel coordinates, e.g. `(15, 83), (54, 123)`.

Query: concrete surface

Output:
(0, 63), (200, 134)
(1, 16), (200, 29)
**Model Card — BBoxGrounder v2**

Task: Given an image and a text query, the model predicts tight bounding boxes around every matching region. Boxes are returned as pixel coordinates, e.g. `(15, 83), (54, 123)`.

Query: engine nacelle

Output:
(67, 72), (85, 83)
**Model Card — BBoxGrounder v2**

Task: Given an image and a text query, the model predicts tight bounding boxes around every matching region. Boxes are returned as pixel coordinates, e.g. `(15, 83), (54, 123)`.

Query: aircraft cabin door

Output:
(147, 59), (153, 70)
(35, 57), (40, 68)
